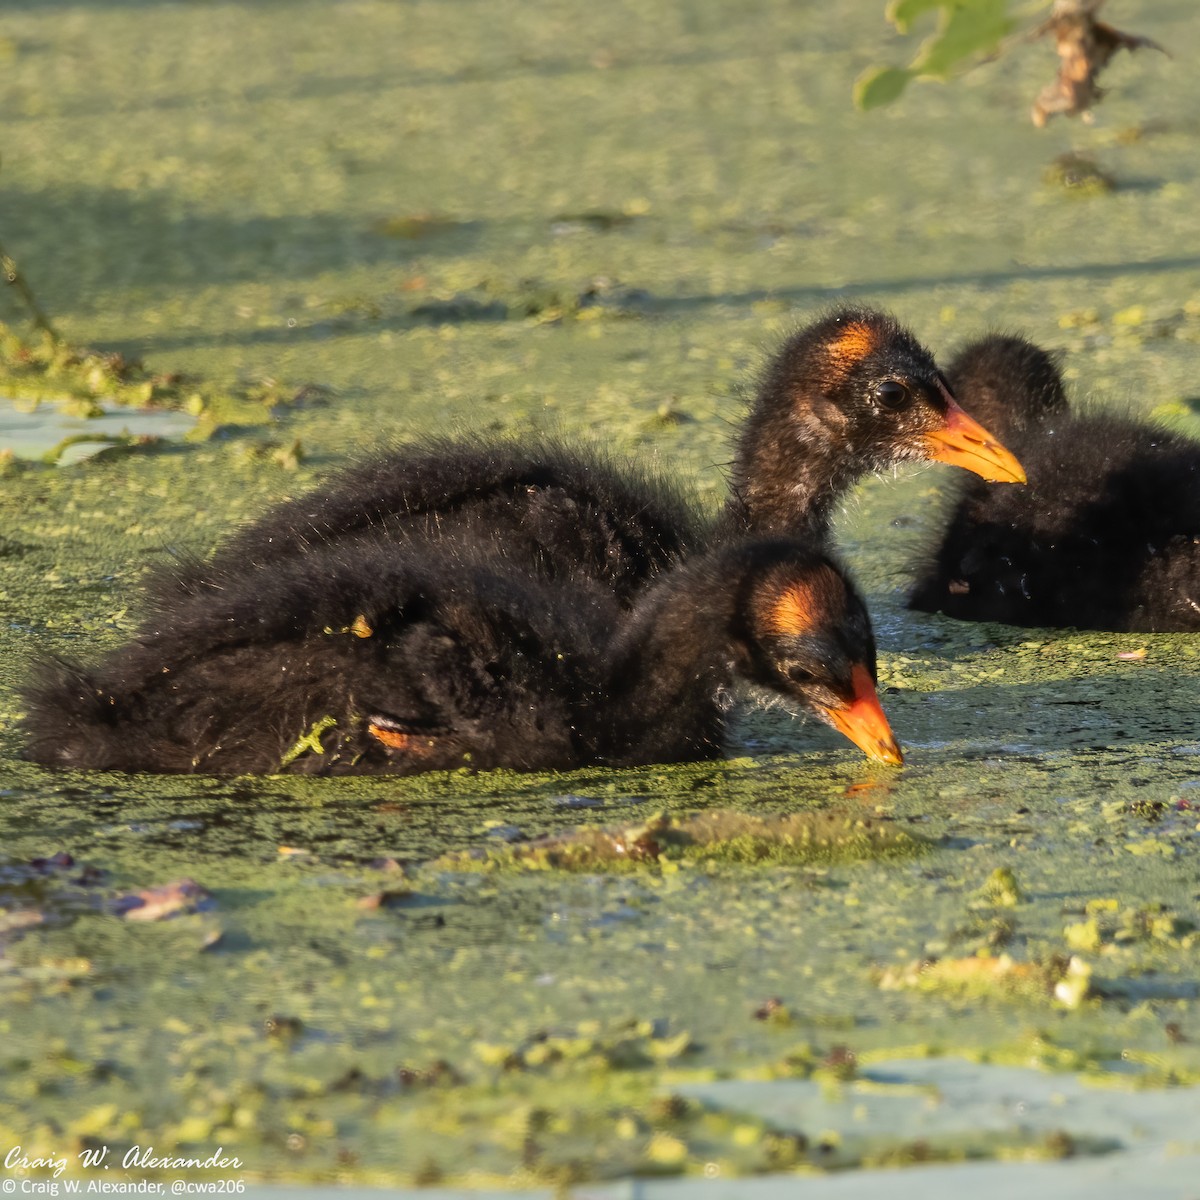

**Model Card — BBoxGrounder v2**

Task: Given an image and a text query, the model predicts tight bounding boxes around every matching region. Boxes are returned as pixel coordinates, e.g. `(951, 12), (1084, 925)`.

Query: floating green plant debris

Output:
(513, 277), (655, 323)
(1065, 901), (1196, 953)
(644, 398), (695, 430)
(279, 715), (338, 769)
(0, 322), (324, 436)
(974, 865), (1025, 908)
(231, 436), (306, 471)
(5, 1), (1200, 1188)
(0, 952), (92, 997)
(469, 1018), (696, 1077)
(1043, 152), (1115, 196)
(0, 323), (188, 409)
(877, 953), (1093, 1009)
(435, 808), (930, 873)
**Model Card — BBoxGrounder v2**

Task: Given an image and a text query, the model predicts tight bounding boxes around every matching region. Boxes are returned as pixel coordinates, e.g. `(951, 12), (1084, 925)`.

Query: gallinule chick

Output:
(23, 535), (901, 775)
(161, 437), (706, 609)
(720, 307), (1026, 542)
(909, 334), (1200, 631)
(162, 308), (1023, 609)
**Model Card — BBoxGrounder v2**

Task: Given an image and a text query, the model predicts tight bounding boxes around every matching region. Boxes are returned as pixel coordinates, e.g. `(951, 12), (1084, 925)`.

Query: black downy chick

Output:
(23, 535), (901, 776)
(720, 307), (1026, 542)
(160, 308), (1024, 611)
(160, 437), (706, 610)
(909, 334), (1200, 631)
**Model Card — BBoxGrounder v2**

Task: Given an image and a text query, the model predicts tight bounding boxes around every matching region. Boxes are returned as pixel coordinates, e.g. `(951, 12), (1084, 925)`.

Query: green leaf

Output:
(886, 0), (951, 35)
(913, 0), (1015, 78)
(858, 0), (1018, 108)
(854, 66), (914, 110)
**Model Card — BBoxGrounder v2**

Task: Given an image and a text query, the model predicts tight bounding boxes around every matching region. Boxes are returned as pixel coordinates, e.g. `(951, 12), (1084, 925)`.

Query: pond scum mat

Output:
(2, 0), (1200, 1193)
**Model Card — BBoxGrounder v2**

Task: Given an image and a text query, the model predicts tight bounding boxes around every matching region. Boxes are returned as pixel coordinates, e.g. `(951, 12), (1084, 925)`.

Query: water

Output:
(0, 396), (195, 464)
(2, 0), (1198, 1190)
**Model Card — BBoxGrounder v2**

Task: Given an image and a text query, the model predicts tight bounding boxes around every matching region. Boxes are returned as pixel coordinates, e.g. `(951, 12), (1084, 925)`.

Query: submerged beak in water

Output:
(821, 664), (904, 766)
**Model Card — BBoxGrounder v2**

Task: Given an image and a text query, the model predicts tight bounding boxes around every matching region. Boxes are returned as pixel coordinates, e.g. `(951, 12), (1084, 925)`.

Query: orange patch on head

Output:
(827, 321), (878, 367)
(765, 581), (818, 637)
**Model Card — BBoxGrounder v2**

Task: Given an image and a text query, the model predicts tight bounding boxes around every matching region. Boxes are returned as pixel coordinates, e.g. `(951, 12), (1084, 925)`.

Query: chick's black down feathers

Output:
(925, 333), (1069, 439)
(158, 308), (1021, 619)
(910, 334), (1200, 631)
(26, 537), (610, 775)
(159, 437), (706, 610)
(24, 535), (896, 776)
(27, 306), (985, 775)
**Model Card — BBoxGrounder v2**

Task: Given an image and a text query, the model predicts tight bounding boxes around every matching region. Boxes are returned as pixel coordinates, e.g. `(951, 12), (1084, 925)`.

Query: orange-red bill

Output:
(924, 393), (1027, 485)
(821, 664), (904, 765)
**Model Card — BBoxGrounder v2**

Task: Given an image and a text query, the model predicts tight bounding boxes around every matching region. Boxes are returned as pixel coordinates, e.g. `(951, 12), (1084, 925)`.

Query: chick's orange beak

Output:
(924, 393), (1027, 485)
(821, 664), (904, 766)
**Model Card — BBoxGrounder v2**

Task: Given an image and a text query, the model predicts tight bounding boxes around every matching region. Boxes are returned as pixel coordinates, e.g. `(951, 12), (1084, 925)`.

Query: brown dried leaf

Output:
(113, 878), (214, 922)
(1031, 0), (1168, 127)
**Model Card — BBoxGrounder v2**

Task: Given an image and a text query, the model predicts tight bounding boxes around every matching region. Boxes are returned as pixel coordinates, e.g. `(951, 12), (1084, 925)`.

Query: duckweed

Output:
(0, 321), (317, 439)
(3, 0), (1200, 1188)
(434, 808), (930, 873)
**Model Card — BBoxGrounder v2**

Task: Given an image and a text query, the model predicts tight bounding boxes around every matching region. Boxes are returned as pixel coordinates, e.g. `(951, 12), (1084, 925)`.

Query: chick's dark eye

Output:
(786, 665), (816, 685)
(874, 381), (911, 411)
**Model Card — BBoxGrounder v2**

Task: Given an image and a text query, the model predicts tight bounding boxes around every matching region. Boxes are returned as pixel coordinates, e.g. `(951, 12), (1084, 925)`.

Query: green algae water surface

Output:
(1, 0), (1199, 1191)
